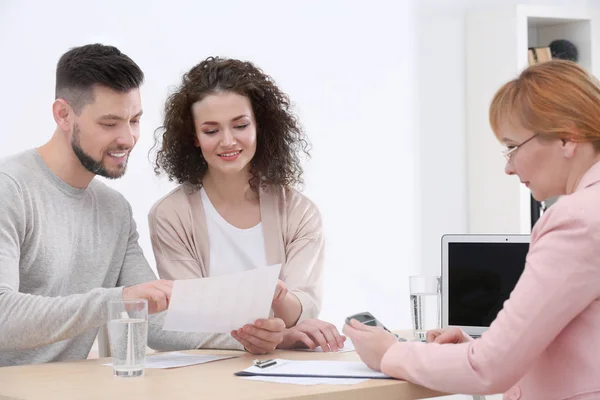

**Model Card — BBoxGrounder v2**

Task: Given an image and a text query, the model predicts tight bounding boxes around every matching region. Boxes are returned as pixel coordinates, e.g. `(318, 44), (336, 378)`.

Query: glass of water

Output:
(107, 299), (148, 377)
(410, 275), (441, 341)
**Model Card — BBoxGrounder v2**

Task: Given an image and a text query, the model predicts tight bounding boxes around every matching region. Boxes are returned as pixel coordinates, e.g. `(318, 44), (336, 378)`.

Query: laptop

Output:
(441, 234), (530, 337)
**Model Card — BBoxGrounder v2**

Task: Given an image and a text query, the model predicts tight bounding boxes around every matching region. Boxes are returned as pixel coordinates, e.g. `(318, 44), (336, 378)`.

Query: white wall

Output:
(0, 0), (418, 330)
(417, 0), (598, 278)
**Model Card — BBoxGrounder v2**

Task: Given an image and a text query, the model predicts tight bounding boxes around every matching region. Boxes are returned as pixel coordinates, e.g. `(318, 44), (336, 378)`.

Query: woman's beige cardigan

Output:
(148, 184), (324, 349)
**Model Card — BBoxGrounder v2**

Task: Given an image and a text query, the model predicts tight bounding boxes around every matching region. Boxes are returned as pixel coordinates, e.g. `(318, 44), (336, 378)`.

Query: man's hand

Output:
(231, 318), (286, 354)
(278, 319), (346, 352)
(122, 280), (173, 314)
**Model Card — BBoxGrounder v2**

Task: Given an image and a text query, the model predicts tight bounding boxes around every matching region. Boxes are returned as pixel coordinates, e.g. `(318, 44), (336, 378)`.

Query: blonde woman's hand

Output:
(342, 319), (397, 371)
(426, 327), (471, 344)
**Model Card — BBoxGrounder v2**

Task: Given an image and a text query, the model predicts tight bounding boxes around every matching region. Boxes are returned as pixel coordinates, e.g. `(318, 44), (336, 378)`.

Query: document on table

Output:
(234, 359), (392, 379)
(103, 352), (236, 369)
(163, 264), (281, 333)
(241, 376), (368, 385)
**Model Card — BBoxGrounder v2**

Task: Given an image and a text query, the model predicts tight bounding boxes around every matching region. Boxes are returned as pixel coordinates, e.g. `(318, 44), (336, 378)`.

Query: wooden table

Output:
(0, 334), (447, 400)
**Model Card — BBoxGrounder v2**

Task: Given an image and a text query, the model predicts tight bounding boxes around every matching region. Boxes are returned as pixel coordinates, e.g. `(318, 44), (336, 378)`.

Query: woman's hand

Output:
(426, 327), (471, 344)
(342, 319), (397, 371)
(272, 279), (288, 305)
(270, 280), (302, 328)
(278, 319), (346, 352)
(231, 318), (286, 354)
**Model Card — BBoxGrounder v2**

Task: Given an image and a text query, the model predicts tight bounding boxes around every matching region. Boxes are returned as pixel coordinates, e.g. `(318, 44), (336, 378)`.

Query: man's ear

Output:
(52, 99), (73, 133)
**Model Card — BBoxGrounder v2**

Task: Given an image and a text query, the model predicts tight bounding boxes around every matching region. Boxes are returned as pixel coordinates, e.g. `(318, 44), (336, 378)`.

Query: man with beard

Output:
(0, 44), (243, 366)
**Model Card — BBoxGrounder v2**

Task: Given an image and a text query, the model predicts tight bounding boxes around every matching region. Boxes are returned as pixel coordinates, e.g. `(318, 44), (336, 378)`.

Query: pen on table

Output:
(253, 359), (277, 368)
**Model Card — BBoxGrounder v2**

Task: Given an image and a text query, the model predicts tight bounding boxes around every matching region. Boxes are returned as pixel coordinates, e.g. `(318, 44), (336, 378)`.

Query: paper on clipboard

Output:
(234, 359), (392, 379)
(241, 375), (368, 385)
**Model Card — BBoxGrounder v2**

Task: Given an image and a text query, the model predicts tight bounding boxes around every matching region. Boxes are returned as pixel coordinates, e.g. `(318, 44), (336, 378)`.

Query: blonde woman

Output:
(344, 60), (600, 399)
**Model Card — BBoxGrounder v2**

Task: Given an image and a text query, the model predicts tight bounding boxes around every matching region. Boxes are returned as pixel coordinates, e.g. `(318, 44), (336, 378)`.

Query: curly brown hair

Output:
(152, 56), (310, 192)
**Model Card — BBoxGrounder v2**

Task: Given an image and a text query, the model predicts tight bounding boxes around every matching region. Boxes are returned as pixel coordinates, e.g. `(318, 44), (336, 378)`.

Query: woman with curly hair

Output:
(149, 57), (345, 355)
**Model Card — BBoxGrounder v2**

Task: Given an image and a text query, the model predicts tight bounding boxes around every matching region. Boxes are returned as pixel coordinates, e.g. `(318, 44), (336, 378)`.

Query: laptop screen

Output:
(448, 242), (529, 328)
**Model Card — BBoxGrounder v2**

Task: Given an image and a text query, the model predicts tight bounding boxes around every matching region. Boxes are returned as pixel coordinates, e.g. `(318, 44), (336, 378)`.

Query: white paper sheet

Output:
(163, 264), (281, 333)
(103, 352), (235, 369)
(293, 341), (355, 353)
(241, 376), (368, 385)
(238, 359), (390, 379)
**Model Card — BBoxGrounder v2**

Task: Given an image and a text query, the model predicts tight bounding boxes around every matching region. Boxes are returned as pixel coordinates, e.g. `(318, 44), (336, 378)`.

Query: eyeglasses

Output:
(502, 133), (538, 161)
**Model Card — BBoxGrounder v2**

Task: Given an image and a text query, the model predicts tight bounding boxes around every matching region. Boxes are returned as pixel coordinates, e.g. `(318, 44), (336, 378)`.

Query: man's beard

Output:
(71, 124), (129, 179)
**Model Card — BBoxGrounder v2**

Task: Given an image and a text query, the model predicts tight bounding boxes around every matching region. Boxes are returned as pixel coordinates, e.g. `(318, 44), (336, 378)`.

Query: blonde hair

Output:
(489, 60), (600, 150)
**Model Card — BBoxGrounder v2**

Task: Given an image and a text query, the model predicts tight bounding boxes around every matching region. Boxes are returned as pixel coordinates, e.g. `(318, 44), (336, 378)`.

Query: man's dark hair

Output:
(55, 43), (144, 114)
